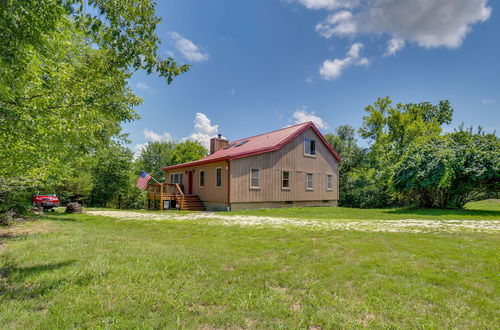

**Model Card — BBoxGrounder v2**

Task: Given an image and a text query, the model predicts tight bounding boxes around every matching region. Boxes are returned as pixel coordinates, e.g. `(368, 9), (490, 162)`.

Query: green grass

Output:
(229, 199), (500, 220)
(1, 201), (499, 328)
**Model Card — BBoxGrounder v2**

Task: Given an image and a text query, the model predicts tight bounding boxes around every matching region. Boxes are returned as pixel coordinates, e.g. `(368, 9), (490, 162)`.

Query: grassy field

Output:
(1, 201), (499, 328)
(229, 200), (500, 220)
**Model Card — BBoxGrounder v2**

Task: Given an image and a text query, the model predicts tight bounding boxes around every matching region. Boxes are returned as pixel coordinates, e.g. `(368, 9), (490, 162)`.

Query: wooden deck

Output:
(147, 183), (205, 211)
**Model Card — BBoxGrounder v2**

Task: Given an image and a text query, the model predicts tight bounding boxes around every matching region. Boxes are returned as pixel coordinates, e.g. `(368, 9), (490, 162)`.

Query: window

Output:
(304, 138), (316, 156)
(250, 168), (260, 188)
(326, 174), (333, 190)
(199, 170), (205, 187)
(306, 173), (314, 190)
(215, 168), (222, 187)
(282, 171), (290, 189)
(170, 173), (183, 184)
(235, 140), (249, 147)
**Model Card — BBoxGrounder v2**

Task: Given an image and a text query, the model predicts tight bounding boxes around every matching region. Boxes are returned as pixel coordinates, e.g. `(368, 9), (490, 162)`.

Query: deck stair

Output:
(179, 195), (205, 211)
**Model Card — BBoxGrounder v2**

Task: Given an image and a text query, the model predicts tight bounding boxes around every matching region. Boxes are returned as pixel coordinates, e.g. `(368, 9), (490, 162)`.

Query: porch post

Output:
(160, 183), (164, 210)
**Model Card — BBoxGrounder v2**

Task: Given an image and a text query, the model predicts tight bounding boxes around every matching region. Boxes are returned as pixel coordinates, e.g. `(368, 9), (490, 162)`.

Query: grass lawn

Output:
(1, 201), (499, 328)
(228, 199), (500, 220)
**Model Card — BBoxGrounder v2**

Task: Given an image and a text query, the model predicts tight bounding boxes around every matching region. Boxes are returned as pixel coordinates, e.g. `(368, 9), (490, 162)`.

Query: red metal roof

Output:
(163, 121), (341, 170)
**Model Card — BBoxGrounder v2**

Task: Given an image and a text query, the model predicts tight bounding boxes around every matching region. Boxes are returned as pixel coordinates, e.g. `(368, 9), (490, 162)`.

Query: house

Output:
(153, 121), (341, 211)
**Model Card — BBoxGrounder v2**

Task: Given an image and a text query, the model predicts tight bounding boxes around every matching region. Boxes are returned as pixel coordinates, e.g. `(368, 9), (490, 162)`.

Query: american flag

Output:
(136, 171), (152, 190)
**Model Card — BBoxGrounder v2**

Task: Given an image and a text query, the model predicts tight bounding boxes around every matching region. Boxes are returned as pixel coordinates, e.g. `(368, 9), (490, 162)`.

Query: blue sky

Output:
(124, 0), (499, 154)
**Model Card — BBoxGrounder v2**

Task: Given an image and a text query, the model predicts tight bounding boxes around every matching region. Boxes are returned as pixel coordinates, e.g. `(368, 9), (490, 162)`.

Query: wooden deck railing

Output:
(147, 183), (184, 210)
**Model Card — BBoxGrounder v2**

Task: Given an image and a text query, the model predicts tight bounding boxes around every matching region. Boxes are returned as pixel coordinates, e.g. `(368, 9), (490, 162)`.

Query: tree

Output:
(325, 125), (366, 173)
(170, 141), (208, 165)
(0, 1), (189, 214)
(359, 97), (452, 162)
(356, 97), (453, 206)
(325, 125), (373, 207)
(135, 141), (177, 181)
(89, 143), (134, 208)
(393, 131), (499, 208)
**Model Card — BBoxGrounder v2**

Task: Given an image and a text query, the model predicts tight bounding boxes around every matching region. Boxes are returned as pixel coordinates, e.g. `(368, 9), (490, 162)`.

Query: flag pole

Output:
(144, 171), (161, 184)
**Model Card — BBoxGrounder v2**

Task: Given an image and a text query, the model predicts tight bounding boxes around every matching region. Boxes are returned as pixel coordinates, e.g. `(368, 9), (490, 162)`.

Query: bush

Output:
(339, 168), (392, 208)
(393, 131), (500, 208)
(0, 178), (33, 222)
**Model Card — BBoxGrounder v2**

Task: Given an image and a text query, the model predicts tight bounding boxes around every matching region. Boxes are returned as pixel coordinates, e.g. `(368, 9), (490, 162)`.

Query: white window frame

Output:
(250, 168), (260, 189)
(171, 173), (183, 185)
(199, 170), (205, 188)
(304, 138), (316, 157)
(215, 167), (222, 188)
(306, 173), (314, 190)
(282, 170), (290, 190)
(326, 174), (333, 191)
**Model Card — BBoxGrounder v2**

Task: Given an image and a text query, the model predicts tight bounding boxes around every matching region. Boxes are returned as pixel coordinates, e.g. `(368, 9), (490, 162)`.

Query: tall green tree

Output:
(325, 125), (376, 207)
(325, 125), (366, 173)
(89, 143), (133, 208)
(170, 141), (208, 165)
(135, 141), (177, 181)
(357, 97), (453, 206)
(0, 1), (189, 213)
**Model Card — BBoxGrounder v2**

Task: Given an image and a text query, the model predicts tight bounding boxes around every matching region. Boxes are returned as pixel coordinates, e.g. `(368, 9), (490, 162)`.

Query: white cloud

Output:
(133, 129), (173, 158)
(308, 0), (491, 49)
(134, 143), (147, 159)
(186, 113), (221, 149)
(136, 81), (150, 90)
(384, 38), (405, 57)
(290, 107), (329, 130)
(482, 98), (495, 104)
(170, 32), (209, 62)
(296, 0), (357, 10)
(319, 42), (369, 80)
(134, 114), (221, 157)
(166, 50), (175, 58)
(143, 129), (172, 142)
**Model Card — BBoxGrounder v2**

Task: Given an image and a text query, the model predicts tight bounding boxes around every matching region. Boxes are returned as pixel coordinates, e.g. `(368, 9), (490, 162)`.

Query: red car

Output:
(33, 194), (60, 210)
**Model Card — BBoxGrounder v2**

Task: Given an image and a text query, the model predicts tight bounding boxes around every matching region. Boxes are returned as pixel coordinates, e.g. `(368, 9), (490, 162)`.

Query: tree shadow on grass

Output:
(0, 260), (75, 301)
(42, 213), (79, 222)
(383, 208), (500, 218)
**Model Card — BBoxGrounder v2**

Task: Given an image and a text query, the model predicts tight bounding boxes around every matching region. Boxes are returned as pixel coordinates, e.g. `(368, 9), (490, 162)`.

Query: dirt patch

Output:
(0, 221), (53, 238)
(86, 210), (500, 233)
(0, 222), (54, 253)
(292, 302), (302, 312)
(221, 264), (235, 271)
(360, 313), (376, 327)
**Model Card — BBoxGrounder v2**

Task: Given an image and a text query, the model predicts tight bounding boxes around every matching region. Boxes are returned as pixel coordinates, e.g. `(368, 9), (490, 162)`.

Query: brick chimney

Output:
(210, 134), (229, 154)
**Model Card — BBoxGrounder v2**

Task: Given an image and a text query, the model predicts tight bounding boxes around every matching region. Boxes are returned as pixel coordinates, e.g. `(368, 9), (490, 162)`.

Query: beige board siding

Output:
(231, 200), (338, 211)
(163, 161), (228, 203)
(230, 127), (339, 203)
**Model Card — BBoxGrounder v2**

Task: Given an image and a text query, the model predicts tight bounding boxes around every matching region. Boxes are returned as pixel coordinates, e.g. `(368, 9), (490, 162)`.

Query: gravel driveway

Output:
(86, 210), (500, 233)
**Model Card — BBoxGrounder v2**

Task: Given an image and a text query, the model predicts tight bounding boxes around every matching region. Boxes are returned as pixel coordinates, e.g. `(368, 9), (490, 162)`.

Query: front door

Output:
(188, 171), (193, 195)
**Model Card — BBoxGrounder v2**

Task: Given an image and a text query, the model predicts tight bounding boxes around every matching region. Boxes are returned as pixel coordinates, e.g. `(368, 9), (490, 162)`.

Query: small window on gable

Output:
(304, 138), (316, 156)
(282, 171), (290, 189)
(326, 174), (333, 190)
(306, 173), (314, 190)
(199, 170), (205, 187)
(215, 168), (222, 187)
(250, 168), (260, 188)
